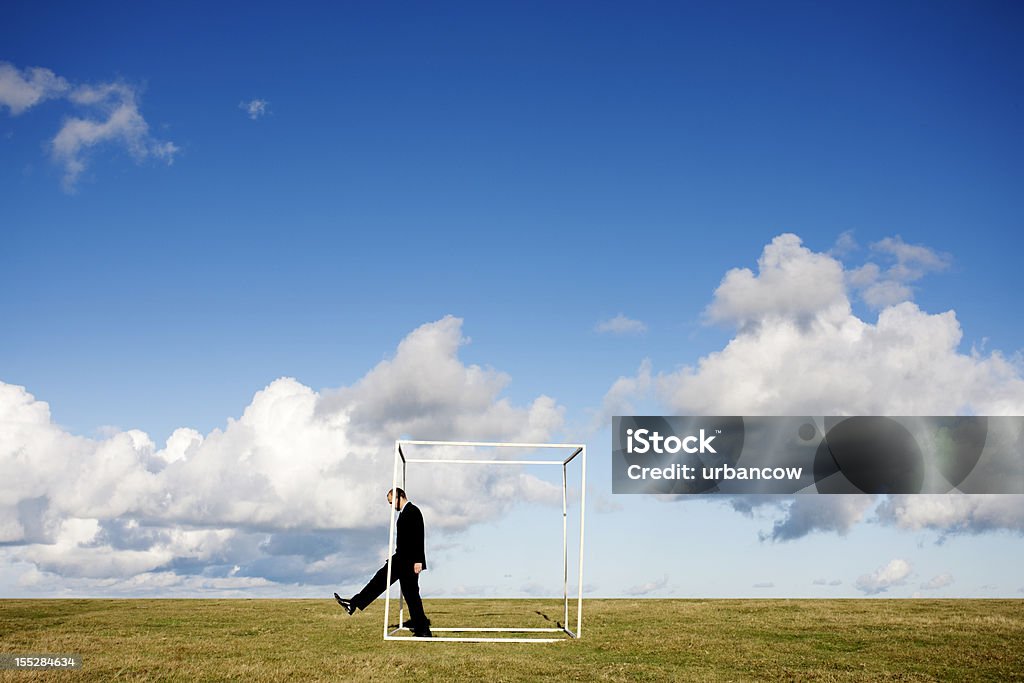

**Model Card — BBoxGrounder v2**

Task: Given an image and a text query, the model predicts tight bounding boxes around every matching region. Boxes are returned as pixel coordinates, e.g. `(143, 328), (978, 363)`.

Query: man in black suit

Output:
(334, 487), (431, 637)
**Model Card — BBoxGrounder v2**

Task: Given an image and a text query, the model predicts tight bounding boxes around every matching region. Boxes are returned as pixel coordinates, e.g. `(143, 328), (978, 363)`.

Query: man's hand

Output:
(413, 562), (423, 574)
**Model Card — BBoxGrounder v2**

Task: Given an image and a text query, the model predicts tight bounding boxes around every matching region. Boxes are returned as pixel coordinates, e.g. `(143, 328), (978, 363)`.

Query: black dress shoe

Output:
(403, 618), (430, 629)
(413, 628), (432, 638)
(334, 593), (356, 615)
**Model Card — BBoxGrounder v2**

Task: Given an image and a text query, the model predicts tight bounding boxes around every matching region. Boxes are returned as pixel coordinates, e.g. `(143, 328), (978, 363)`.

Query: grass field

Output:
(2, 599), (1022, 681)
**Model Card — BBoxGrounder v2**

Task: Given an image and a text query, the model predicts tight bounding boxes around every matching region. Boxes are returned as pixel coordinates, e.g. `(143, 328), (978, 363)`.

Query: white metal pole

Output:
(399, 456), (407, 626)
(576, 446), (587, 638)
(383, 441), (400, 639)
(562, 462), (568, 630)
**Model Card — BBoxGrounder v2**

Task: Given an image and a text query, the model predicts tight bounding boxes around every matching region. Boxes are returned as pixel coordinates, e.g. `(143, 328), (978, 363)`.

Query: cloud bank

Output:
(610, 233), (1024, 540)
(0, 316), (564, 595)
(662, 233), (1024, 416)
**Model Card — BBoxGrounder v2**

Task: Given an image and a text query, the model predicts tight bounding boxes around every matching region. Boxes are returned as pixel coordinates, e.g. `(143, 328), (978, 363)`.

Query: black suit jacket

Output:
(396, 501), (427, 569)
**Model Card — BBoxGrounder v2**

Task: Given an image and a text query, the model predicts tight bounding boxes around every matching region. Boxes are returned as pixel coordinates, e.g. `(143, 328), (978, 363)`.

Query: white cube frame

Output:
(384, 440), (587, 643)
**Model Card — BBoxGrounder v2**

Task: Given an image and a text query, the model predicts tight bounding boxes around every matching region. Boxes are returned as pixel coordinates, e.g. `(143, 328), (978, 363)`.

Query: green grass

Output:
(2, 599), (1022, 681)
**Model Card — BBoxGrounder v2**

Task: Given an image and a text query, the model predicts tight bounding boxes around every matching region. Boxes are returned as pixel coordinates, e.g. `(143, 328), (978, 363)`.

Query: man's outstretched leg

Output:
(337, 556), (398, 615)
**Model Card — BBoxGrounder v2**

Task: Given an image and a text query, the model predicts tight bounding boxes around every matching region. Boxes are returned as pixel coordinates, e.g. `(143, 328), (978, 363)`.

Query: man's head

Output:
(386, 487), (407, 511)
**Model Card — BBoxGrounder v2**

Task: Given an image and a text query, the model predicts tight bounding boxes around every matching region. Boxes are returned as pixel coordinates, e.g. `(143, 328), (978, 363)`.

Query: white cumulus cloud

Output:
(855, 558), (912, 595)
(591, 358), (652, 430)
(0, 316), (565, 594)
(704, 233), (849, 330)
(660, 233), (1024, 416)
(849, 236), (951, 309)
(876, 495), (1024, 536)
(760, 495), (876, 542)
(604, 232), (1024, 539)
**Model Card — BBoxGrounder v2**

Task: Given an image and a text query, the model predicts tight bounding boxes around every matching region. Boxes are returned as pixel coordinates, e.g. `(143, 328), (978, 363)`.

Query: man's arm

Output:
(408, 504), (427, 570)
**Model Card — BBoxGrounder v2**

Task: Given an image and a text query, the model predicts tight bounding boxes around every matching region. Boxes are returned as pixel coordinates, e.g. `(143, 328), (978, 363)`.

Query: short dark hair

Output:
(387, 487), (407, 500)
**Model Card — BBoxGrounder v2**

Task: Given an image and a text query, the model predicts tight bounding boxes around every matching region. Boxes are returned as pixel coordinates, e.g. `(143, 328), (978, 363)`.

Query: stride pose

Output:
(334, 488), (431, 637)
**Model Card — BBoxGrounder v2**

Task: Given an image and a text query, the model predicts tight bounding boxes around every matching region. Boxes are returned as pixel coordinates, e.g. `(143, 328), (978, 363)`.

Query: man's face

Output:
(387, 492), (400, 510)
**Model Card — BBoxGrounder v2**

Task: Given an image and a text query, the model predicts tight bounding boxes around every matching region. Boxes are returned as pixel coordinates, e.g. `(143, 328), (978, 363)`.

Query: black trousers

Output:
(351, 554), (428, 630)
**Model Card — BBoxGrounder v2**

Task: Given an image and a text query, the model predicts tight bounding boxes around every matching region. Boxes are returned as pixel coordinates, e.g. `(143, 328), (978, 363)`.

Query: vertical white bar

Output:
(576, 446), (586, 638)
(384, 441), (400, 639)
(562, 462), (568, 630)
(399, 457), (406, 626)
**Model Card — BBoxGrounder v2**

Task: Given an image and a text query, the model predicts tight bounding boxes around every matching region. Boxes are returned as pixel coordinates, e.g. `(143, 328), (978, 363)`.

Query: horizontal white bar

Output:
(390, 627), (562, 633)
(385, 635), (567, 643)
(399, 440), (584, 449)
(429, 627), (563, 633)
(404, 458), (564, 465)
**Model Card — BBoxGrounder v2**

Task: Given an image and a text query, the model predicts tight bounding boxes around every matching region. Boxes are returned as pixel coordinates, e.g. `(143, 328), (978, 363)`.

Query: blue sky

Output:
(2, 1), (1023, 599)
